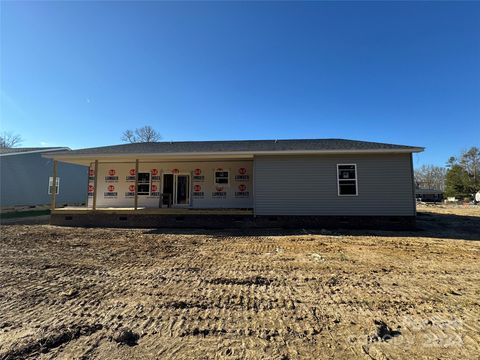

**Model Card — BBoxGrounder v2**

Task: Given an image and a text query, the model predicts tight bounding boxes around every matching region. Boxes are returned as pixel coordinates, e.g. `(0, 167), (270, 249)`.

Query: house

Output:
(415, 188), (443, 203)
(44, 139), (424, 229)
(0, 147), (87, 208)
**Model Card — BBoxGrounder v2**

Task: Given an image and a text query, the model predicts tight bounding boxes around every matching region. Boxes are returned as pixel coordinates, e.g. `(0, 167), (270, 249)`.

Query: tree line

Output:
(415, 147), (480, 199)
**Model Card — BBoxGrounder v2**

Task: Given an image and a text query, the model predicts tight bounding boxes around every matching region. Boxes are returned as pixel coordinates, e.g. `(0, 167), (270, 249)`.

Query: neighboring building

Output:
(0, 147), (88, 208)
(415, 188), (444, 202)
(44, 139), (424, 228)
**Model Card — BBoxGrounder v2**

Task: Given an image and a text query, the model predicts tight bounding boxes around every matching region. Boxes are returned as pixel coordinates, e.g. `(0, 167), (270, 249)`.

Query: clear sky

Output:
(1, 1), (479, 167)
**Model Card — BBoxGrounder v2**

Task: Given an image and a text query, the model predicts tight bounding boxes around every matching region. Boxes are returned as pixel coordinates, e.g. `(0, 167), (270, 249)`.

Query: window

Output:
(337, 164), (357, 196)
(48, 177), (60, 195)
(214, 170), (229, 185)
(137, 172), (150, 195)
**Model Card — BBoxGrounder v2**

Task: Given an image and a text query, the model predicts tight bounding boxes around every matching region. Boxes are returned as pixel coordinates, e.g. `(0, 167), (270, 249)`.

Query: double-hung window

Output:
(137, 172), (150, 195)
(48, 177), (60, 195)
(337, 164), (358, 196)
(214, 170), (229, 185)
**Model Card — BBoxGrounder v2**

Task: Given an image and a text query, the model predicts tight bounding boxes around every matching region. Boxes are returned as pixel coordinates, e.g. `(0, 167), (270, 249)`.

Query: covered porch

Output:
(48, 153), (254, 213)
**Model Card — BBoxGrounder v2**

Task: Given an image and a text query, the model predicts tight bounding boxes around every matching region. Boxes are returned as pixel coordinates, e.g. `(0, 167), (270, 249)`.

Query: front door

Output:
(162, 174), (174, 206)
(175, 174), (190, 206)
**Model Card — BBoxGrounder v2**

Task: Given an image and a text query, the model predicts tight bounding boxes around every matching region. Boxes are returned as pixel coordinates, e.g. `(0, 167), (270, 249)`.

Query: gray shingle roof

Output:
(48, 139), (423, 156)
(0, 147), (69, 155)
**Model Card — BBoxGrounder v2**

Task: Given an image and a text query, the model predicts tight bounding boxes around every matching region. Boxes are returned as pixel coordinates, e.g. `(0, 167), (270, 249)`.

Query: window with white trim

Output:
(337, 164), (357, 196)
(48, 177), (60, 195)
(137, 172), (150, 195)
(214, 170), (229, 185)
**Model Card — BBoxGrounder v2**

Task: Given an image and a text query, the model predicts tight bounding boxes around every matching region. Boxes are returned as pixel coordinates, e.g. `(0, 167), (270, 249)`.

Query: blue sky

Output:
(1, 2), (479, 167)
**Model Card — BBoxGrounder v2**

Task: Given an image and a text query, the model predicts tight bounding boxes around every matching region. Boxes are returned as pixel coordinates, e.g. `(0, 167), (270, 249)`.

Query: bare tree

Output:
(0, 131), (23, 148)
(414, 165), (447, 191)
(121, 129), (135, 143)
(121, 126), (161, 143)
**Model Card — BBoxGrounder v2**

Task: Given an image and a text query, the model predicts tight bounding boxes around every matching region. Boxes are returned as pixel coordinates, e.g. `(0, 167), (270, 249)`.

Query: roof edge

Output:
(43, 147), (425, 160)
(1, 147), (71, 157)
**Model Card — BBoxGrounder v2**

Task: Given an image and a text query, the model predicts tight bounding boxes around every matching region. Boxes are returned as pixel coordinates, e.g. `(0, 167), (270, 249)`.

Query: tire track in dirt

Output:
(1, 215), (479, 359)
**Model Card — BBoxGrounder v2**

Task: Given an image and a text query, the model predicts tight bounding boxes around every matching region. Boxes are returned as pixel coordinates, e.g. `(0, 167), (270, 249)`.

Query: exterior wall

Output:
(87, 160), (253, 209)
(254, 153), (415, 216)
(0, 152), (88, 207)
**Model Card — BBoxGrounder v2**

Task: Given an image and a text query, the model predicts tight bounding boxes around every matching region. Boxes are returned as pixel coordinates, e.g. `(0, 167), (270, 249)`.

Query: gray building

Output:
(415, 188), (443, 203)
(0, 147), (88, 208)
(45, 139), (424, 228)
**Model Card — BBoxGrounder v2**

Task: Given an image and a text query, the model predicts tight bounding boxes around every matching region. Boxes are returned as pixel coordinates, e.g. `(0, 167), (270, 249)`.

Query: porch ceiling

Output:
(47, 154), (254, 166)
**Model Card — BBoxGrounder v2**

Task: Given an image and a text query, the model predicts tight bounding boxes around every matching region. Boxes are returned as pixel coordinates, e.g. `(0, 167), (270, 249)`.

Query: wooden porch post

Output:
(134, 159), (139, 210)
(50, 160), (57, 211)
(92, 160), (99, 210)
(85, 164), (91, 207)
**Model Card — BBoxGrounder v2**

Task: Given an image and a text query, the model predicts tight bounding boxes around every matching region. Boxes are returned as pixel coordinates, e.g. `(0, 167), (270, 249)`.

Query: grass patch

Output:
(0, 209), (51, 219)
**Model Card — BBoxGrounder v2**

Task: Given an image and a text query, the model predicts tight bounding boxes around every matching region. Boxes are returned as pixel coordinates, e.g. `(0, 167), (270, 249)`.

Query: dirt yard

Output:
(0, 206), (479, 359)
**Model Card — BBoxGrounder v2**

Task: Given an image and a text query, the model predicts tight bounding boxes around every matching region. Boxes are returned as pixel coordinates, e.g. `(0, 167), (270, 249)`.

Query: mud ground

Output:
(0, 206), (479, 359)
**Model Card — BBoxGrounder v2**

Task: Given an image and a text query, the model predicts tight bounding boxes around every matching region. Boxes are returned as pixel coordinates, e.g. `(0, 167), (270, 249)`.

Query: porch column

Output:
(92, 160), (99, 210)
(85, 167), (90, 207)
(134, 159), (139, 210)
(50, 160), (57, 211)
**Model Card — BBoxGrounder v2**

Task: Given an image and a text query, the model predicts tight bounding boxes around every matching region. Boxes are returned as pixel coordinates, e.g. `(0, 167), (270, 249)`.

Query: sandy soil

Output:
(0, 215), (50, 226)
(0, 207), (479, 359)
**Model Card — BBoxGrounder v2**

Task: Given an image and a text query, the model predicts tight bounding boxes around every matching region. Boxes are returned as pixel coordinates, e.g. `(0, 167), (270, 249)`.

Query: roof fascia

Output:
(0, 147), (70, 157)
(43, 147), (425, 160)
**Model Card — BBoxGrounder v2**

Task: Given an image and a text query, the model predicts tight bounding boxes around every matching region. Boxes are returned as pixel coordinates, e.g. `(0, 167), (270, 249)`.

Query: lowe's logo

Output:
(235, 175), (249, 181)
(212, 191), (227, 197)
(235, 191), (249, 197)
